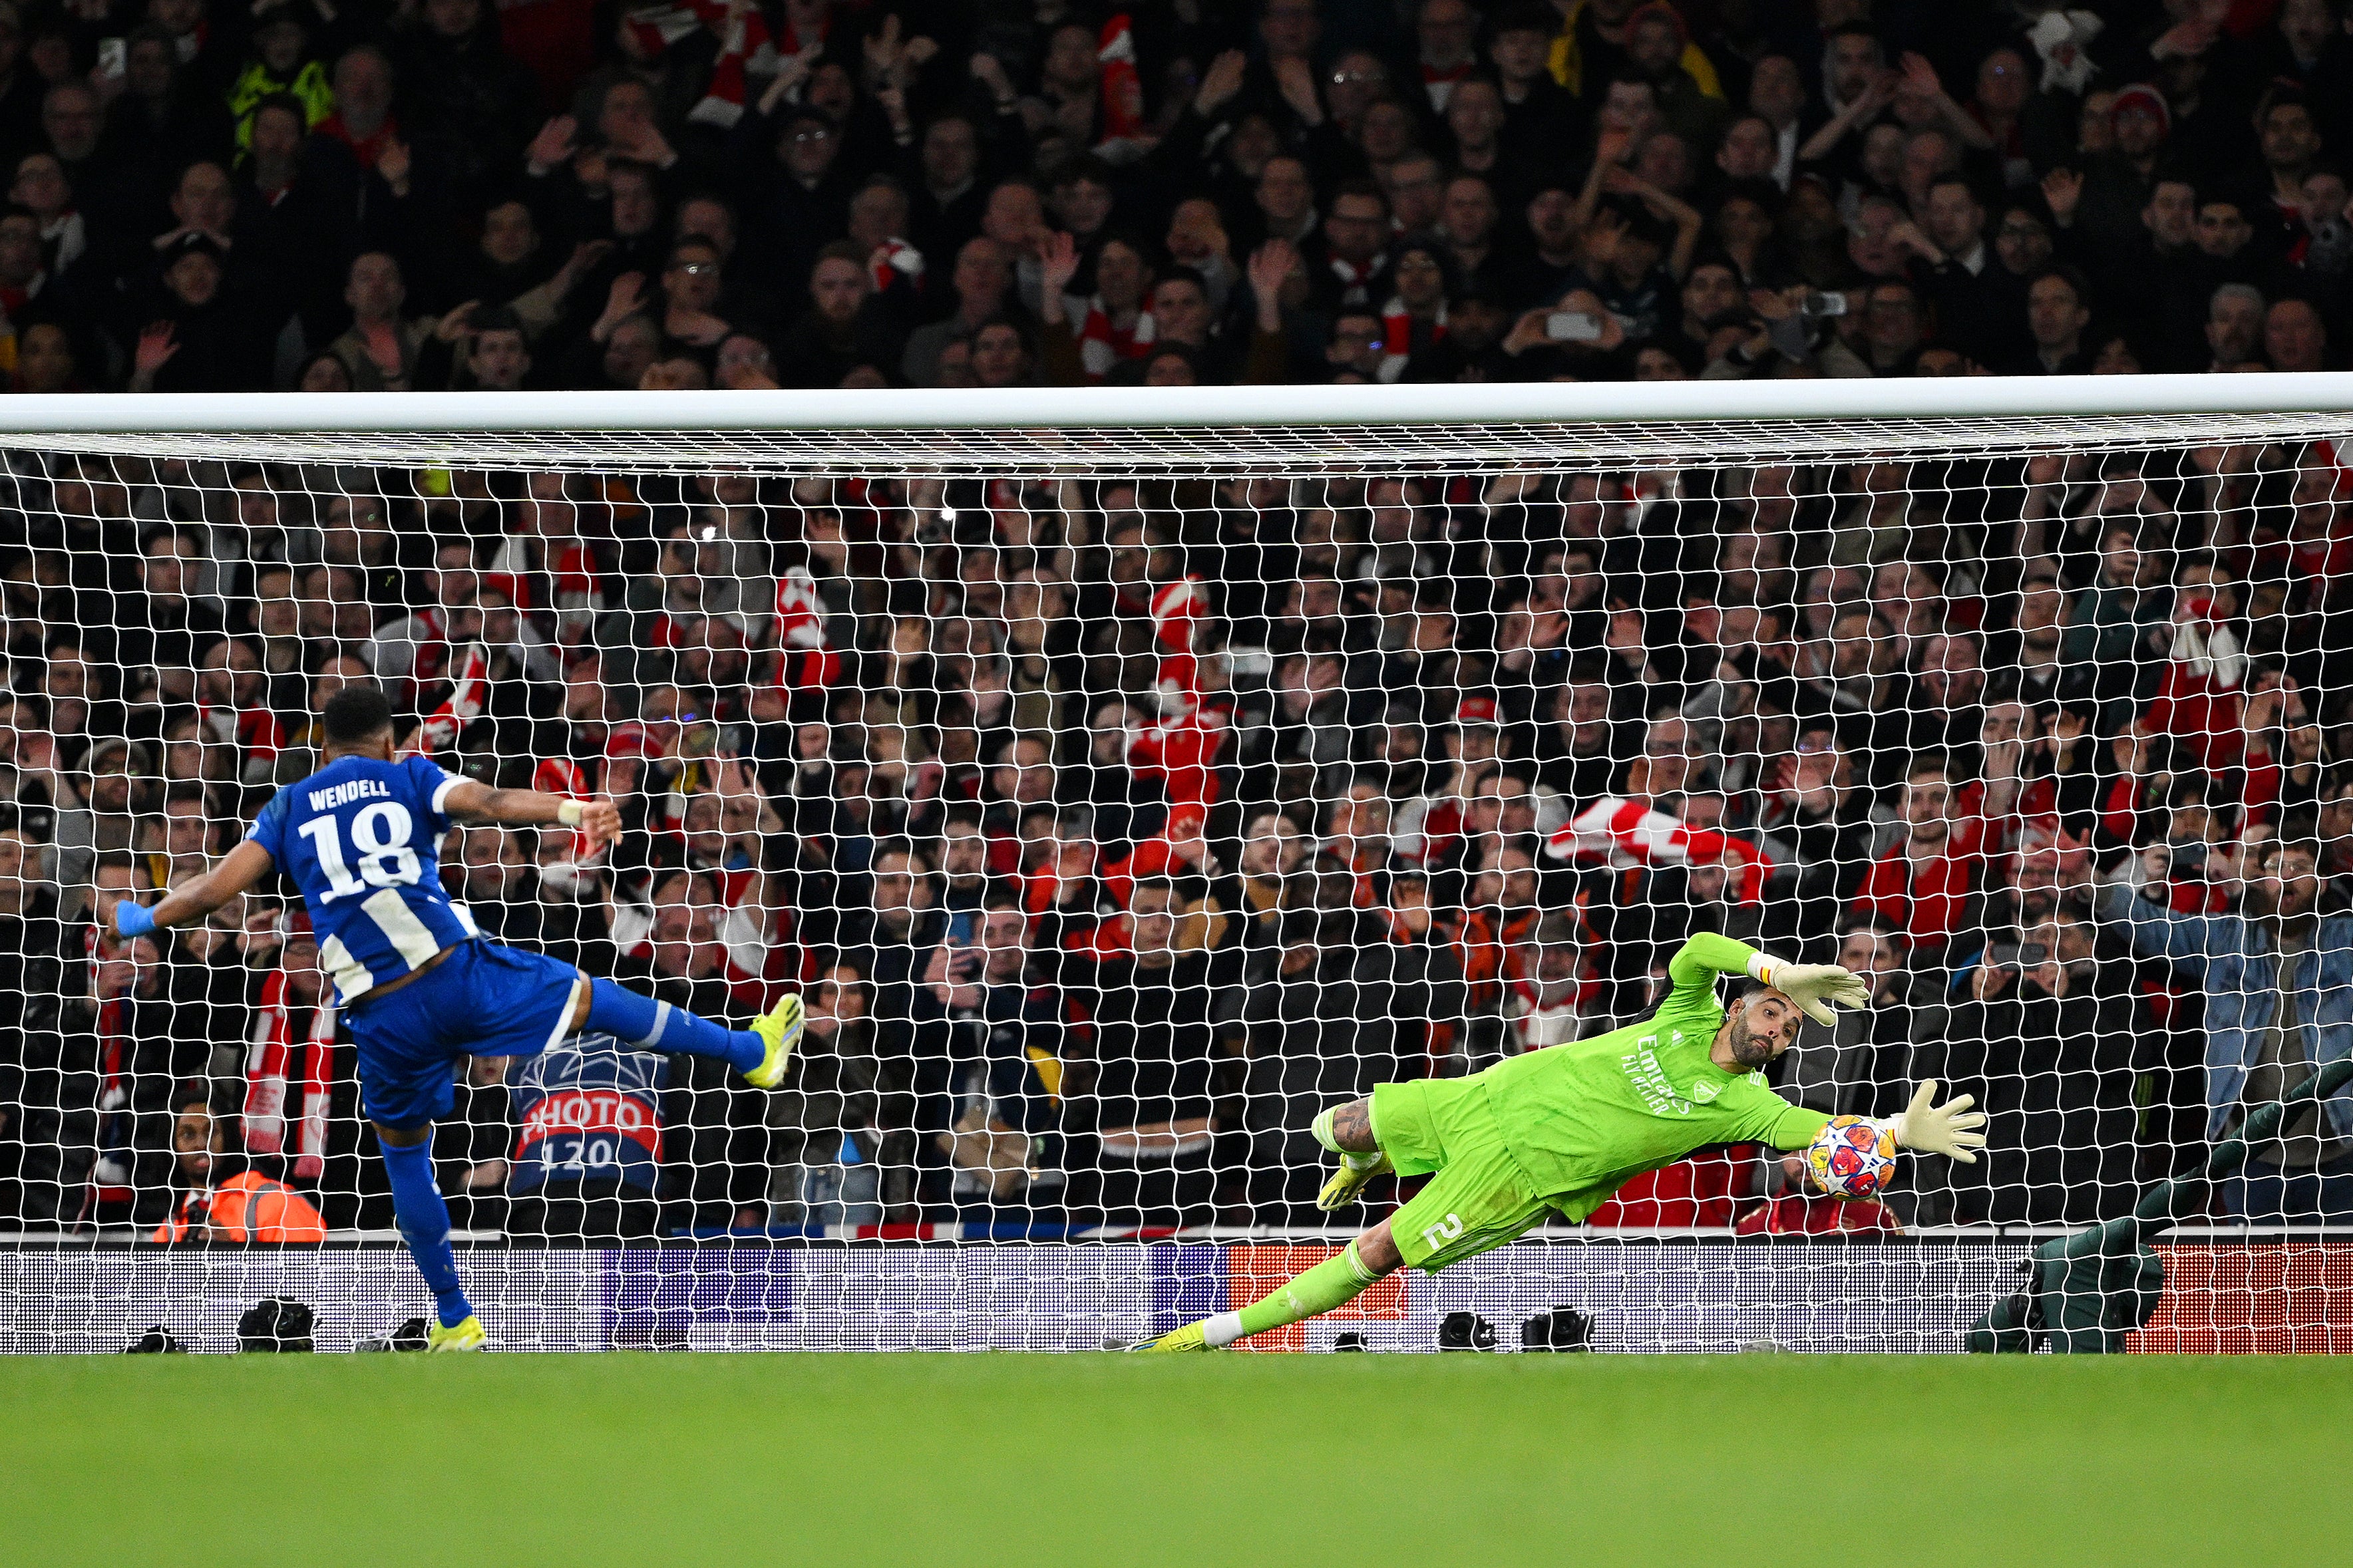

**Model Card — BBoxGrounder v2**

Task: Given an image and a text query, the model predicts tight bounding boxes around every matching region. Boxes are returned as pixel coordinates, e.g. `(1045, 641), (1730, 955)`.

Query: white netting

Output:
(9, 408), (2352, 472)
(4, 409), (2352, 1352)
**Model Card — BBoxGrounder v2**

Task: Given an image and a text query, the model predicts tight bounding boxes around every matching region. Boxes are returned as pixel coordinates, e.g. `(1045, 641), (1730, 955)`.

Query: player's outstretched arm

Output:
(1669, 931), (1769, 983)
(1668, 933), (1869, 1024)
(116, 840), (277, 939)
(441, 779), (621, 854)
(1885, 1080), (1987, 1163)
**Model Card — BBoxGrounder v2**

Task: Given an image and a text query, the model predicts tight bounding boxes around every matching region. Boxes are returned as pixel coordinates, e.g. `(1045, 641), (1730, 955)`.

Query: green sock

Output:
(1206, 1243), (1384, 1346)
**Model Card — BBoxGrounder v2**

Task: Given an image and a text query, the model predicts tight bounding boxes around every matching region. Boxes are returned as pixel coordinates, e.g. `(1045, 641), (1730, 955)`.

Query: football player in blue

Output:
(115, 686), (803, 1351)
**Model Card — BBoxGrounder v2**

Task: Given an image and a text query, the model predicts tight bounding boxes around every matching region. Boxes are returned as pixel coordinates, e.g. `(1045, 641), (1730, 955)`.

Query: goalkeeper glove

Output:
(1888, 1080), (1987, 1163)
(1746, 955), (1871, 1026)
(114, 901), (156, 940)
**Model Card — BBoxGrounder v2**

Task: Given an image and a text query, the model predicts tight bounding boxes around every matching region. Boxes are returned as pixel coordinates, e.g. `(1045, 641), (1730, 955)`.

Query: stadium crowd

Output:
(0, 424), (2351, 1238)
(0, 0), (2349, 1239)
(3, 0), (2353, 392)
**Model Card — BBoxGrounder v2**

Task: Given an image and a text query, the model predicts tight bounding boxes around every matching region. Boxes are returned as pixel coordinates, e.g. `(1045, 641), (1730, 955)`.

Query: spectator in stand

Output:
(1240, 897), (1463, 1222)
(1781, 917), (1920, 1121)
(901, 235), (1013, 387)
(0, 806), (75, 1226)
(1063, 876), (1239, 1228)
(149, 1086), (329, 1244)
(1503, 911), (1591, 1052)
(1851, 752), (1990, 960)
(329, 251), (431, 392)
(2079, 836), (2353, 1222)
(1754, 724), (1879, 955)
(912, 896), (1065, 1220)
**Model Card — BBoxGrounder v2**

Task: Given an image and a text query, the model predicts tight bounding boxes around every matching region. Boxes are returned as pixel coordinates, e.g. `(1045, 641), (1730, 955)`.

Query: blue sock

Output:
(381, 1139), (473, 1330)
(586, 977), (764, 1073)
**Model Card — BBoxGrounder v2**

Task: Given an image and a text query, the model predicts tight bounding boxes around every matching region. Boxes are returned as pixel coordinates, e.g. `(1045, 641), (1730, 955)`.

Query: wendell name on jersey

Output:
(307, 776), (395, 810)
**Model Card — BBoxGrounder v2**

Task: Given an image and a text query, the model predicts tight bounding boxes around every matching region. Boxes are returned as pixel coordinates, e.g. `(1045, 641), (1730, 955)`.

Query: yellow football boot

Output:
(743, 994), (805, 1089)
(1129, 1322), (1214, 1353)
(426, 1315), (487, 1353)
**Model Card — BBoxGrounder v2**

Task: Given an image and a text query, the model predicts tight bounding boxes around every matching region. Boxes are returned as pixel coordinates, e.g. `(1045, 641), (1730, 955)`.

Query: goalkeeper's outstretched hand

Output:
(1892, 1080), (1988, 1163)
(1768, 962), (1871, 1025)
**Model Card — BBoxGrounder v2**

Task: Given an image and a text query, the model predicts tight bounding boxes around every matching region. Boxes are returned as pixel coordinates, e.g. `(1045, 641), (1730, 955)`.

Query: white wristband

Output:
(556, 801), (586, 827)
(1745, 951), (1781, 987)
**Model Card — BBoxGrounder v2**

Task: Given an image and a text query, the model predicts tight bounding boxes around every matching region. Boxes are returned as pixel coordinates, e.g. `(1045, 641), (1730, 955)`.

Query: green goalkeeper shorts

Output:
(1371, 1076), (1558, 1275)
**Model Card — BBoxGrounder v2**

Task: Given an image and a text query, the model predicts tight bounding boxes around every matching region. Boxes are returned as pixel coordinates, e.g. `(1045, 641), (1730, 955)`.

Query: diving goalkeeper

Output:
(1135, 931), (1986, 1352)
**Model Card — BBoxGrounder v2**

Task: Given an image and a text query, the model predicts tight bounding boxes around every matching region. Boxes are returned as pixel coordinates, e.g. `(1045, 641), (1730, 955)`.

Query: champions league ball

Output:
(1803, 1116), (1899, 1201)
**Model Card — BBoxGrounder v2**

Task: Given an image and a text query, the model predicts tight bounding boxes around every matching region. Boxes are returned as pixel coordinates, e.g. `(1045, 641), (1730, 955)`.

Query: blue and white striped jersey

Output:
(246, 754), (480, 1005)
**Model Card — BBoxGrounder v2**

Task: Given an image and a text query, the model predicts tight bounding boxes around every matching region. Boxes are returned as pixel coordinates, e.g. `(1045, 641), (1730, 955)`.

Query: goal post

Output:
(3, 377), (2351, 1353)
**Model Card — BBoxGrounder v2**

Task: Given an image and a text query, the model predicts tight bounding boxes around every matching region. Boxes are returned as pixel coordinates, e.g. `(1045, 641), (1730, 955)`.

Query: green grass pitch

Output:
(5, 1353), (2342, 1566)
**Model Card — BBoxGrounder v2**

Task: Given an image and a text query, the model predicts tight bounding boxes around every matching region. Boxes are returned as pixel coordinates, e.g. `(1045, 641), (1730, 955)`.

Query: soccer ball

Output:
(1803, 1116), (1898, 1201)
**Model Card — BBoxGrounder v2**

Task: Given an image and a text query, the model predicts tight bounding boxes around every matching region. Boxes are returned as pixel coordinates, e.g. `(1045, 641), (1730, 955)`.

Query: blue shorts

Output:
(346, 939), (585, 1130)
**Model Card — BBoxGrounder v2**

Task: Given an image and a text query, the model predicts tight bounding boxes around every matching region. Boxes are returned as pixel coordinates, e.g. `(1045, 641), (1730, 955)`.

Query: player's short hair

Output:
(321, 684), (395, 746)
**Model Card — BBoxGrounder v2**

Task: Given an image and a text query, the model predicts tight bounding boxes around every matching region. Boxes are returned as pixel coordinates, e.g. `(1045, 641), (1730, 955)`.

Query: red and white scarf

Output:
(84, 924), (132, 1195)
(398, 641), (489, 759)
(1077, 301), (1157, 381)
(1377, 296), (1446, 383)
(2146, 603), (2247, 771)
(244, 967), (333, 1180)
(626, 2), (781, 128)
(1506, 974), (1591, 1050)
(1147, 575), (1207, 710)
(1546, 796), (1773, 904)
(606, 716), (661, 764)
(869, 236), (926, 295)
(1096, 14), (1147, 146)
(1420, 57), (1473, 112)
(770, 564), (843, 693)
(1329, 253), (1383, 307)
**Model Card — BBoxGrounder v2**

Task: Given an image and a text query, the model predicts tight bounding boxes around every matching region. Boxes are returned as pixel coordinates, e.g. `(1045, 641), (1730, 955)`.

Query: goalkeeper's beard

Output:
(1725, 1028), (1782, 1069)
(1721, 1003), (1789, 1069)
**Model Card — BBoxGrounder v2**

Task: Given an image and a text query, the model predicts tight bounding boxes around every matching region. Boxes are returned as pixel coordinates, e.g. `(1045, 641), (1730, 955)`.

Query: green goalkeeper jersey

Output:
(1477, 932), (1831, 1220)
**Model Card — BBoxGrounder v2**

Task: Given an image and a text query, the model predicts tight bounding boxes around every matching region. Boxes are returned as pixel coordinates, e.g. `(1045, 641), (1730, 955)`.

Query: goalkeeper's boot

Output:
(426, 1315), (487, 1354)
(1316, 1150), (1393, 1213)
(1128, 1322), (1214, 1354)
(743, 994), (806, 1090)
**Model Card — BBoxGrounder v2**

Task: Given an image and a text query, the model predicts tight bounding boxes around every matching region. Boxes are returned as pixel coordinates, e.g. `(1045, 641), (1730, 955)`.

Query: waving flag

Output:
(398, 641), (489, 760)
(1546, 796), (1772, 905)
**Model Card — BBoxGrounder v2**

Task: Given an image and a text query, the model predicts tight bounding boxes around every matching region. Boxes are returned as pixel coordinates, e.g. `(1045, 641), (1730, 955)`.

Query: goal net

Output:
(5, 381), (2352, 1353)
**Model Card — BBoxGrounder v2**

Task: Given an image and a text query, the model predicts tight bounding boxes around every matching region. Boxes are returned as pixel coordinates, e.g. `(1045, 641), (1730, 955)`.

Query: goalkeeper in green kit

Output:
(1134, 932), (1987, 1352)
